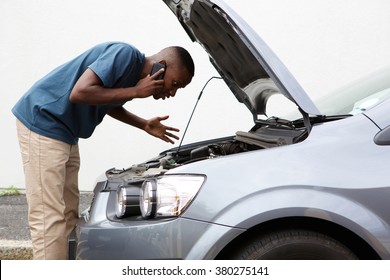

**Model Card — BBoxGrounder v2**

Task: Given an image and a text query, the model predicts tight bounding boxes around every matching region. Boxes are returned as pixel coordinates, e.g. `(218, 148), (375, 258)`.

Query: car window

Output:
(314, 66), (390, 116)
(348, 88), (390, 115)
(278, 66), (390, 121)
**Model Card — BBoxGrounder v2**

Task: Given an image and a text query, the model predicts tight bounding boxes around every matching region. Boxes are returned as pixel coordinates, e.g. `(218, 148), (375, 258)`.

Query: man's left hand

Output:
(144, 115), (179, 144)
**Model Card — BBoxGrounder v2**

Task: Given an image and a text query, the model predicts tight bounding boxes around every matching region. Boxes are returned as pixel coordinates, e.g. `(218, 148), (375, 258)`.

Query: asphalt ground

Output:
(0, 190), (93, 260)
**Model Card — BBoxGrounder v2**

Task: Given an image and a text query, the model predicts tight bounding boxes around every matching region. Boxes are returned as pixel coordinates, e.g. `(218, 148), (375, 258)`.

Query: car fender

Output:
(187, 186), (390, 259)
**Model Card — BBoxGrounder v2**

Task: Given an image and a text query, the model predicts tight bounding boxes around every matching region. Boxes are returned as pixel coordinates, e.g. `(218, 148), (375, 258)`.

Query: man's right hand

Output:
(134, 68), (165, 99)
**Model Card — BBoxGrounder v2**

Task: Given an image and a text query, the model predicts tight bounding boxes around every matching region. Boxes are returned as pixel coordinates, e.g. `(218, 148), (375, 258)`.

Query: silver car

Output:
(69, 0), (390, 260)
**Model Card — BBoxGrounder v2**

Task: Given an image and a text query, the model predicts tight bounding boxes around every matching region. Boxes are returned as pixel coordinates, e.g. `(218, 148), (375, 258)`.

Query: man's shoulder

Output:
(95, 41), (140, 52)
(89, 42), (143, 61)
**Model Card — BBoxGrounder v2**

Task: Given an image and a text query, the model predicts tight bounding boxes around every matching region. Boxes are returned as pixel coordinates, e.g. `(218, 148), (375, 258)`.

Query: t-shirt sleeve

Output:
(88, 43), (134, 87)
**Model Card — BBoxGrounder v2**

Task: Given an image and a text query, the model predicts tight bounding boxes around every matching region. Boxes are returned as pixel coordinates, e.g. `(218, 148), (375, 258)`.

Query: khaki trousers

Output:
(16, 119), (80, 260)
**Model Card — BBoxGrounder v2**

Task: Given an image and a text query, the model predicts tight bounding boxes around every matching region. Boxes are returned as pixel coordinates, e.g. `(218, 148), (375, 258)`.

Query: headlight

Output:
(139, 180), (157, 218)
(140, 175), (205, 219)
(115, 185), (141, 218)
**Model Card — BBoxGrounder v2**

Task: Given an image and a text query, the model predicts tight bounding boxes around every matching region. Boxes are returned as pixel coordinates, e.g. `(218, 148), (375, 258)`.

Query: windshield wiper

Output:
(311, 114), (353, 123)
(292, 114), (353, 127)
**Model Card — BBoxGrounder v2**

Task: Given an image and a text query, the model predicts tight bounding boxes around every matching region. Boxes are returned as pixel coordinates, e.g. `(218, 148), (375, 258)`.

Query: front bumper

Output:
(70, 216), (243, 260)
(68, 189), (244, 260)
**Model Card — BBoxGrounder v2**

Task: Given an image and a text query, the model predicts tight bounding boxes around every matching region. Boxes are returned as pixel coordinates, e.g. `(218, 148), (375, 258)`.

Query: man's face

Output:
(153, 65), (192, 100)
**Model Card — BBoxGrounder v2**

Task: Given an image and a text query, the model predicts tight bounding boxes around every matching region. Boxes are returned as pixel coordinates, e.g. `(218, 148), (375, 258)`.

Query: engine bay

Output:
(105, 120), (307, 184)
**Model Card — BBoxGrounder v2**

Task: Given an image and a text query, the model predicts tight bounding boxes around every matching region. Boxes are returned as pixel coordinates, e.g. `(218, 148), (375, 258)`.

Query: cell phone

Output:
(150, 62), (166, 80)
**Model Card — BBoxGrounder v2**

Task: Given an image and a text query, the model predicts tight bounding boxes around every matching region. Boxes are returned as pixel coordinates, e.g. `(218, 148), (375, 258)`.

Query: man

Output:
(12, 41), (195, 259)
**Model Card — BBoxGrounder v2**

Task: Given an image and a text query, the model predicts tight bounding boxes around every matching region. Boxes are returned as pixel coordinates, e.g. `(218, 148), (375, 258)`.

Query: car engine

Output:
(105, 119), (307, 185)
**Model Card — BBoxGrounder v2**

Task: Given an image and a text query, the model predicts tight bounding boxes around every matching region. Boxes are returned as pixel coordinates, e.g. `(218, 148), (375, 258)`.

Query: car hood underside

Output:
(163, 0), (321, 118)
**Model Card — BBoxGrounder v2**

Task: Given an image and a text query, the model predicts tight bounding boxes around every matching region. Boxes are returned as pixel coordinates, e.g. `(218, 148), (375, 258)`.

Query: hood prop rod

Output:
(176, 76), (222, 155)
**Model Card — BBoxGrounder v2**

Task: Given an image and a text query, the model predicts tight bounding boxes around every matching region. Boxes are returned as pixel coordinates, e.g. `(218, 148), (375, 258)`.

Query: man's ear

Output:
(159, 60), (167, 66)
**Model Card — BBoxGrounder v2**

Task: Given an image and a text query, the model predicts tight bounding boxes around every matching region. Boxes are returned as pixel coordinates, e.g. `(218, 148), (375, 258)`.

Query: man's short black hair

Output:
(173, 46), (195, 77)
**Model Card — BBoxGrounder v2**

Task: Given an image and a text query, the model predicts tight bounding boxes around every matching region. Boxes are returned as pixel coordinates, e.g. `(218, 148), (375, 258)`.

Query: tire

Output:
(232, 229), (358, 260)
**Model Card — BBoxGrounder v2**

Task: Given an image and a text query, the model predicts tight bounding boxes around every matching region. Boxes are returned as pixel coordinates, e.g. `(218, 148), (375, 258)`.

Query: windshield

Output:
(314, 66), (390, 116)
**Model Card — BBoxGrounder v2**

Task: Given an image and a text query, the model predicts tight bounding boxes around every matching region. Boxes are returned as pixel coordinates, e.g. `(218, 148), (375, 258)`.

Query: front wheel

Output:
(231, 229), (358, 260)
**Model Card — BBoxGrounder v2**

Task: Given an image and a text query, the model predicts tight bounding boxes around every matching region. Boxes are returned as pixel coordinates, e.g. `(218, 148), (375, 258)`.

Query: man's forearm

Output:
(69, 69), (139, 105)
(107, 107), (147, 130)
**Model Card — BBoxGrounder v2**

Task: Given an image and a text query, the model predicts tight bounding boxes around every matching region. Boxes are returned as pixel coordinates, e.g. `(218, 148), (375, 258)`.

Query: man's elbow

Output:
(69, 89), (84, 103)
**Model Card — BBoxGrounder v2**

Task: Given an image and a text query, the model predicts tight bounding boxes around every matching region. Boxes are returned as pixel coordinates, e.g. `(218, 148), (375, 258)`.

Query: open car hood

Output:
(163, 0), (321, 119)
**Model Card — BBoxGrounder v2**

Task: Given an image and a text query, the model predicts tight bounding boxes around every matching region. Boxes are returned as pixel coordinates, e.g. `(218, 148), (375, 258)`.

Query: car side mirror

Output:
(374, 125), (390, 145)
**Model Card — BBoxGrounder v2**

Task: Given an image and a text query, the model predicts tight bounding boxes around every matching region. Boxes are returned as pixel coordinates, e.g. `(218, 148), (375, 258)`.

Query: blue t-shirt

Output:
(12, 42), (145, 144)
